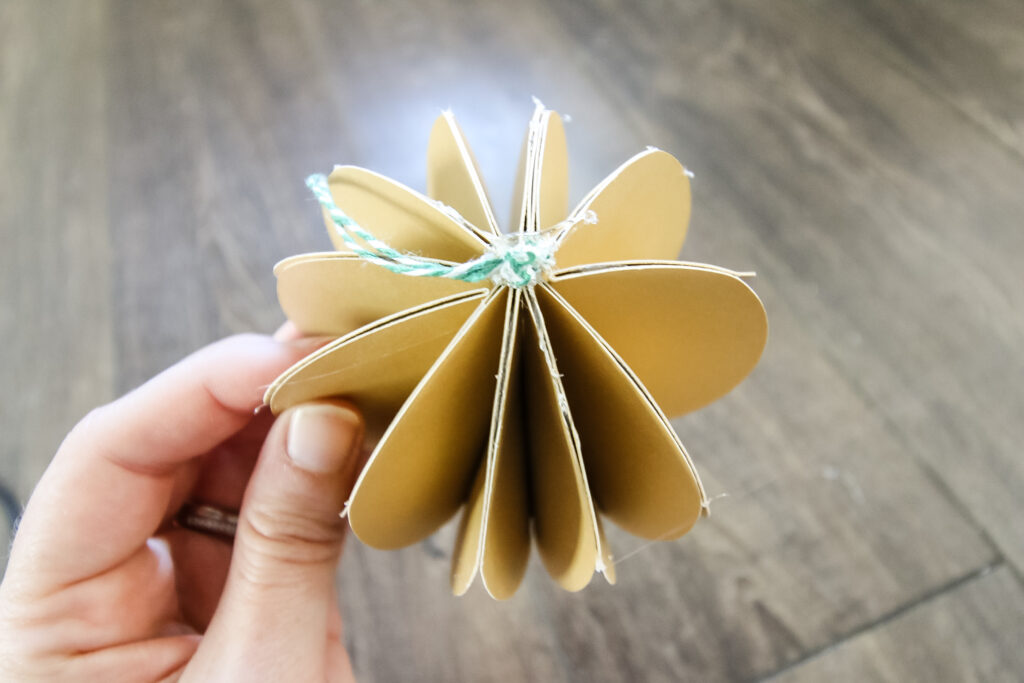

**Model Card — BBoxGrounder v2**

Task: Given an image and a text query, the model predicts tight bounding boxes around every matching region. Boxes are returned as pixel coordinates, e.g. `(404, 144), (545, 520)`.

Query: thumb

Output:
(187, 401), (363, 681)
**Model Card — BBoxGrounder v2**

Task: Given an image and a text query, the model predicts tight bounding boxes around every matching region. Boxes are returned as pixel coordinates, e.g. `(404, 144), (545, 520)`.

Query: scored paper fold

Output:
(264, 102), (768, 599)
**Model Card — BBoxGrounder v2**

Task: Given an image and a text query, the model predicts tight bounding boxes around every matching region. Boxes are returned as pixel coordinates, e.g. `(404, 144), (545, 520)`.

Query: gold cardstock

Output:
(265, 105), (767, 599)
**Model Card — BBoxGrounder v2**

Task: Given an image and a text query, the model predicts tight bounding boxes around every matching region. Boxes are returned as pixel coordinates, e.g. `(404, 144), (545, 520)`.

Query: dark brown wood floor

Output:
(3, 1), (1023, 681)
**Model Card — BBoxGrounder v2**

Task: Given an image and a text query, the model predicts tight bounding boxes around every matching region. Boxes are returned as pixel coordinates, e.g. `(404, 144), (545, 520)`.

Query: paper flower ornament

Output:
(265, 103), (767, 599)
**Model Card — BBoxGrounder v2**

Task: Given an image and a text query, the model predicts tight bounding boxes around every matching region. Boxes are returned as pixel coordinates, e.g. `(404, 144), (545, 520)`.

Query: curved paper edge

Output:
(596, 515), (616, 585)
(508, 125), (531, 232)
(325, 166), (488, 261)
(427, 111), (500, 236)
(556, 149), (691, 268)
(535, 284), (706, 541)
(553, 259), (749, 280)
(451, 290), (530, 599)
(275, 252), (480, 337)
(346, 289), (509, 550)
(264, 291), (486, 443)
(522, 288), (603, 592)
(451, 458), (487, 596)
(534, 109), (568, 232)
(263, 289), (485, 406)
(479, 290), (530, 599)
(550, 261), (767, 417)
(510, 102), (568, 234)
(510, 103), (544, 232)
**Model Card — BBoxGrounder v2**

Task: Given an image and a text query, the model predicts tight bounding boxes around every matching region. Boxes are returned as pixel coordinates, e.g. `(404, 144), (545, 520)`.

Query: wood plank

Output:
(499, 266), (995, 682)
(0, 1), (114, 508)
(766, 566), (1024, 683)
(290, 2), (998, 680)
(822, 0), (1024, 160)
(731, 0), (1024, 576)
(548, 0), (1024, 576)
(104, 0), (358, 388)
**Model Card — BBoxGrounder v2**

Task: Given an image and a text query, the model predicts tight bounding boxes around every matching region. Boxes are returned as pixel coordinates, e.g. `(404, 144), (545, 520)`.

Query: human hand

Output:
(0, 332), (364, 682)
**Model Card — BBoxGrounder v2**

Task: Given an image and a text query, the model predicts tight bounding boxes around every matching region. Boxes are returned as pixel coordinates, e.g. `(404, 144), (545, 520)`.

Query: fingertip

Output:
(273, 320), (338, 351)
(285, 402), (364, 475)
(193, 399), (365, 676)
(192, 334), (316, 413)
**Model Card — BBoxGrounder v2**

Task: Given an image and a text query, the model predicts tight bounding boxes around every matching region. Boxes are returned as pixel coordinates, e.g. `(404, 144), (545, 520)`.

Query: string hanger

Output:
(306, 174), (595, 289)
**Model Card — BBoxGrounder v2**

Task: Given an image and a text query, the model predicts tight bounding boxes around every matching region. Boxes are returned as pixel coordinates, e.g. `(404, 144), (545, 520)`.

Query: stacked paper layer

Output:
(265, 104), (767, 599)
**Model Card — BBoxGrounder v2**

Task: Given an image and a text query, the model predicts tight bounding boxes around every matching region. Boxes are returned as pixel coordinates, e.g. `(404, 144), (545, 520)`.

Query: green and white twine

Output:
(307, 173), (585, 288)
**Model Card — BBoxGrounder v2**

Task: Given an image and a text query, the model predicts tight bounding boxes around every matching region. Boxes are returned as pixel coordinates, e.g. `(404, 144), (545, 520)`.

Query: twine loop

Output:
(306, 173), (579, 289)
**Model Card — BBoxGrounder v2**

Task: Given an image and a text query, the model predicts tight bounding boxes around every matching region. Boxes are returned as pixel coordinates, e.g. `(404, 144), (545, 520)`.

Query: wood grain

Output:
(2, 1), (1021, 681)
(825, 0), (1024, 160)
(0, 1), (114, 495)
(767, 567), (1024, 683)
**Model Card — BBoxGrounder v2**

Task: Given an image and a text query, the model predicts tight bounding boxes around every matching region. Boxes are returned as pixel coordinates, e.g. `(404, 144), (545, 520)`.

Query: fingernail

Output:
(287, 404), (361, 473)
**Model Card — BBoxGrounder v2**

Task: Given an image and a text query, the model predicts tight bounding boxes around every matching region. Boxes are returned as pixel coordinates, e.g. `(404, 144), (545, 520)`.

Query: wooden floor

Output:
(3, 1), (1023, 681)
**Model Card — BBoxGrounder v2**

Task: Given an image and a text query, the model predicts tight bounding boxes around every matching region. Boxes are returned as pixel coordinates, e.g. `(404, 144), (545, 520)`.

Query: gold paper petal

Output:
(427, 111), (500, 236)
(508, 114), (532, 232)
(264, 292), (485, 443)
(275, 252), (480, 337)
(452, 290), (531, 599)
(325, 166), (488, 261)
(534, 109), (569, 232)
(536, 284), (705, 540)
(522, 288), (604, 592)
(270, 104), (768, 599)
(451, 458), (487, 596)
(557, 149), (691, 267)
(346, 289), (509, 549)
(478, 291), (530, 599)
(511, 105), (569, 233)
(551, 261), (767, 417)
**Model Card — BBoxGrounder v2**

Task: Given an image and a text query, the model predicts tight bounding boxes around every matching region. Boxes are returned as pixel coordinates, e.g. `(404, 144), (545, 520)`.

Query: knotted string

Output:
(306, 174), (592, 288)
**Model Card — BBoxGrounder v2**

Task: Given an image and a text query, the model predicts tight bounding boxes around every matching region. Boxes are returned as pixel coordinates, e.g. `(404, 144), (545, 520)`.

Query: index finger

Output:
(6, 334), (313, 594)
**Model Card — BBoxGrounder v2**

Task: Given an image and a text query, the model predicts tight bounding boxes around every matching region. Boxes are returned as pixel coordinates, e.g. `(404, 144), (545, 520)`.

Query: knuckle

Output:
(68, 405), (112, 441)
(64, 402), (126, 455)
(239, 501), (345, 570)
(0, 608), (65, 679)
